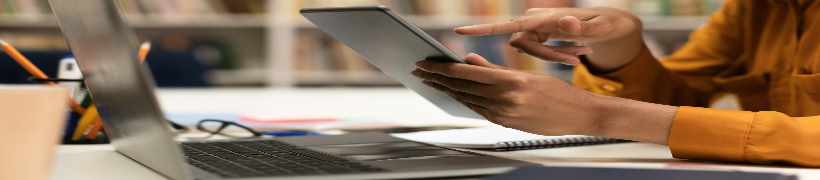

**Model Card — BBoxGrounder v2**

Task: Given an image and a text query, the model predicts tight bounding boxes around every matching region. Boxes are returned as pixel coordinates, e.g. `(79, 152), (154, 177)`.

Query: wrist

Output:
(578, 92), (619, 137)
(585, 93), (617, 137)
(588, 94), (678, 144)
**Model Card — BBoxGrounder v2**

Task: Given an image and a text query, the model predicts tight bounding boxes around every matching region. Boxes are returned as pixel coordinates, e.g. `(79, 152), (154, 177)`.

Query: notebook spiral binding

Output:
(495, 137), (632, 151)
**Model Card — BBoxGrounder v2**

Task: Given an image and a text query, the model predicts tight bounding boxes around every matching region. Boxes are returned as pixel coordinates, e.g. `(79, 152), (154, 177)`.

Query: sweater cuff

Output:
(668, 106), (755, 162)
(573, 62), (624, 96)
(572, 46), (659, 96)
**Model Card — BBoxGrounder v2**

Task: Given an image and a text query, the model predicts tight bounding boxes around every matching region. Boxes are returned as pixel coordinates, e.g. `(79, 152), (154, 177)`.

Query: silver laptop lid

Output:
(49, 0), (192, 179)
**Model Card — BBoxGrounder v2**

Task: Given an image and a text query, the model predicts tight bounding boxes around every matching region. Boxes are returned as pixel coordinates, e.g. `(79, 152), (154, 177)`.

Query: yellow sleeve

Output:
(573, 47), (712, 106)
(670, 107), (820, 167)
(573, 0), (820, 167)
(572, 0), (744, 106)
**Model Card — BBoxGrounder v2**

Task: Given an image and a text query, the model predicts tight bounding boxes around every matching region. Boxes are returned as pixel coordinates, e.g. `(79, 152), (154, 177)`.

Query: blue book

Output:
(62, 112), (80, 143)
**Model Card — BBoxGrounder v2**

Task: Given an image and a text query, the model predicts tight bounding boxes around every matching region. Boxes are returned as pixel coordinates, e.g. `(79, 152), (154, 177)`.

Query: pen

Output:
(0, 39), (86, 114)
(85, 41), (152, 140)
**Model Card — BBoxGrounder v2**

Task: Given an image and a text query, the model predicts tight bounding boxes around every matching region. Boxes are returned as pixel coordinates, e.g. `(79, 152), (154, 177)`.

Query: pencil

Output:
(85, 41), (152, 140)
(138, 41), (151, 63)
(72, 105), (98, 141)
(0, 39), (86, 114)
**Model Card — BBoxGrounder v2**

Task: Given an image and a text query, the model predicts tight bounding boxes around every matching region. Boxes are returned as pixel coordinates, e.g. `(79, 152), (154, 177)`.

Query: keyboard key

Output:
(181, 140), (386, 177)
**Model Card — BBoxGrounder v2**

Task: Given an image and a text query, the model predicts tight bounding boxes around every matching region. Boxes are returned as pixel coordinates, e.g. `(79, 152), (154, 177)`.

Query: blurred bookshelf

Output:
(0, 0), (720, 87)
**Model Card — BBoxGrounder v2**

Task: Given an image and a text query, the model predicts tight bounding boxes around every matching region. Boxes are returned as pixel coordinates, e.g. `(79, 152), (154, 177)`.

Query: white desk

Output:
(51, 88), (820, 179)
(53, 143), (820, 180)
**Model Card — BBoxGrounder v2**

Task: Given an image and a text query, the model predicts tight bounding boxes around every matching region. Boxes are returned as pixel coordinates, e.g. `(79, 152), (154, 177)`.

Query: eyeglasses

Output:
(194, 119), (322, 139)
(29, 77), (292, 139)
(196, 119), (264, 138)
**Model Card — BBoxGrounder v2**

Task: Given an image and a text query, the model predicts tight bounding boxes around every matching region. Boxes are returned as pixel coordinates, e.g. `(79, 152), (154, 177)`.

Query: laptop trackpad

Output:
(277, 133), (530, 171)
(307, 141), (472, 162)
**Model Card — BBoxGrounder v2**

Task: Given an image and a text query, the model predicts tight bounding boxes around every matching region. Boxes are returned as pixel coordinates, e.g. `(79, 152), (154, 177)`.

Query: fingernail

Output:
(456, 25), (477, 30)
(567, 58), (582, 65)
(453, 26), (469, 33)
(560, 16), (579, 21)
(576, 49), (594, 55)
(454, 25), (485, 35)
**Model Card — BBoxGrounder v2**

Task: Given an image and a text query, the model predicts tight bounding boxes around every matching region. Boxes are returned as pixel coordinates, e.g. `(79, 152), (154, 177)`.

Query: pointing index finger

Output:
(454, 15), (551, 36)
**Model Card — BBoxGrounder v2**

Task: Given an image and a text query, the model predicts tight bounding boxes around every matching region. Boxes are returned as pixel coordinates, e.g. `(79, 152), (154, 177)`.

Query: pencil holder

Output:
(4, 41), (149, 144)
(63, 87), (109, 144)
(29, 77), (109, 144)
(0, 85), (68, 180)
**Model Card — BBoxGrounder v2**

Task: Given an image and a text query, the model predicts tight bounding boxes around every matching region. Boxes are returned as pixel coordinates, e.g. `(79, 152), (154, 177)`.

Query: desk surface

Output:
(53, 143), (820, 180)
(51, 88), (820, 179)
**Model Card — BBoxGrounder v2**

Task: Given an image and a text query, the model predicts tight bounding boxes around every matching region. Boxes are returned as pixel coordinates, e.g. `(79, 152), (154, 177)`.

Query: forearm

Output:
(589, 93), (678, 144)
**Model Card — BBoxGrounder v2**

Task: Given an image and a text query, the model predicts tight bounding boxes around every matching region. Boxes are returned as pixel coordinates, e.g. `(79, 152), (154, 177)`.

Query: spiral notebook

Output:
(391, 127), (629, 151)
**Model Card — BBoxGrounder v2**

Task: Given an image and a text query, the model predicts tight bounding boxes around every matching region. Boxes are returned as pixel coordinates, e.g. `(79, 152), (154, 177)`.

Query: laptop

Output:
(48, 0), (533, 179)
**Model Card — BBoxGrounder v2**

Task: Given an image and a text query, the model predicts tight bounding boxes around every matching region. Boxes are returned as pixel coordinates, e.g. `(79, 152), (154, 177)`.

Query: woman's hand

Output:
(414, 54), (605, 135)
(414, 54), (678, 144)
(455, 7), (644, 71)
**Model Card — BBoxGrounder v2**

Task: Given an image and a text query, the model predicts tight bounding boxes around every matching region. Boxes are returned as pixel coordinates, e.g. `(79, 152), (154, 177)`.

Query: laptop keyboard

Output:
(182, 140), (386, 178)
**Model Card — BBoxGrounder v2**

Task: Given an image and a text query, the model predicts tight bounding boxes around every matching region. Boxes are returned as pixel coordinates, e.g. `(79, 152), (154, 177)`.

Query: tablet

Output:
(301, 6), (484, 119)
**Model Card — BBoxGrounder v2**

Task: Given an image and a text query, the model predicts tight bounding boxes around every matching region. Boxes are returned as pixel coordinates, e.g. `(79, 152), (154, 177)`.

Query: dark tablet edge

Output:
(299, 6), (389, 13)
(299, 6), (465, 63)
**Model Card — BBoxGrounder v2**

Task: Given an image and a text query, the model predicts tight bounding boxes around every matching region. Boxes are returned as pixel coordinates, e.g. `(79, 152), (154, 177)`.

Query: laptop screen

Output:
(49, 0), (192, 179)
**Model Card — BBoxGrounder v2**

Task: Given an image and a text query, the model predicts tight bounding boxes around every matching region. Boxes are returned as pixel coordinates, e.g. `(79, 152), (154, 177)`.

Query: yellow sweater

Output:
(574, 0), (820, 167)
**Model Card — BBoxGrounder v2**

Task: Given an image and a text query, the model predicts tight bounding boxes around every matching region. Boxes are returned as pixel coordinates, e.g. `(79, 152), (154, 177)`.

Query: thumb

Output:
(554, 15), (612, 41)
(557, 16), (583, 36)
(464, 53), (502, 68)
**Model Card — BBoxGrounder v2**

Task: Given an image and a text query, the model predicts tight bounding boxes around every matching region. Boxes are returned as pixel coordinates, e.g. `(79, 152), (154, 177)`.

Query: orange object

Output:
(573, 0), (820, 167)
(137, 41), (151, 63)
(0, 40), (85, 114)
(72, 105), (98, 141)
(85, 41), (152, 140)
(85, 117), (104, 140)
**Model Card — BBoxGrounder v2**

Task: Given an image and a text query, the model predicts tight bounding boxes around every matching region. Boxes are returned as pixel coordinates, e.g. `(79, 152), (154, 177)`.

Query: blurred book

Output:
(0, 0), (50, 16)
(0, 0), (723, 87)
(117, 0), (267, 16)
(577, 0), (724, 16)
(292, 30), (381, 85)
